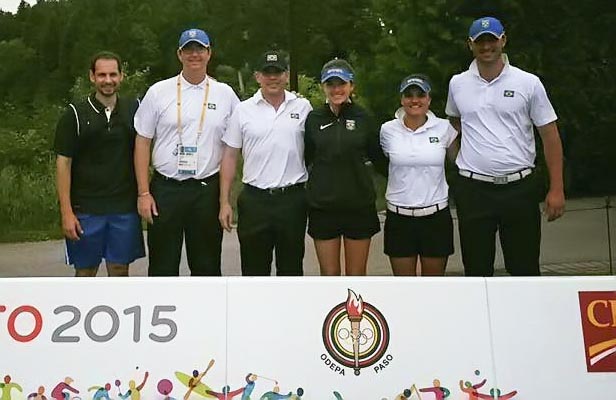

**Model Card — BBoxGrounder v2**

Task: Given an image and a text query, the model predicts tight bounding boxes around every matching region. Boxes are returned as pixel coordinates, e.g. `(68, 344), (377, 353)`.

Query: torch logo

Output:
(322, 289), (390, 376)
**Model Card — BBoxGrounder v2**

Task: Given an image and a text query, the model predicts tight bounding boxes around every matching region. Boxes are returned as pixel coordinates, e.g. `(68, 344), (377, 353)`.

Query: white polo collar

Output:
(253, 89), (296, 105)
(179, 73), (209, 88)
(394, 108), (437, 133)
(469, 53), (511, 81)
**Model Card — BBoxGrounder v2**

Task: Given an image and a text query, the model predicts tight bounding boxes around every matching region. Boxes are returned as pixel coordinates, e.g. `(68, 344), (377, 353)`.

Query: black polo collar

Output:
(87, 93), (121, 114)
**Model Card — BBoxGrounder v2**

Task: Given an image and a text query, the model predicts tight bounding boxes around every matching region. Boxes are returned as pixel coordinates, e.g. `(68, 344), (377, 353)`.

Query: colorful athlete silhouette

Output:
(419, 379), (450, 399)
(241, 374), (257, 400)
(460, 371), (517, 400)
(129, 371), (149, 400)
(116, 379), (129, 400)
(157, 379), (177, 400)
(476, 388), (517, 399)
(206, 385), (244, 399)
(88, 383), (112, 400)
(259, 385), (304, 400)
(394, 384), (423, 400)
(51, 377), (79, 400)
(288, 388), (304, 400)
(181, 359), (215, 400)
(27, 386), (48, 400)
(258, 391), (294, 400)
(0, 375), (23, 400)
(117, 371), (149, 400)
(460, 377), (487, 400)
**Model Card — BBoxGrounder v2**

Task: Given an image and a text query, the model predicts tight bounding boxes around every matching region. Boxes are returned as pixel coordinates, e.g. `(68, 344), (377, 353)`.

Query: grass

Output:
(0, 162), (61, 243)
(0, 228), (62, 243)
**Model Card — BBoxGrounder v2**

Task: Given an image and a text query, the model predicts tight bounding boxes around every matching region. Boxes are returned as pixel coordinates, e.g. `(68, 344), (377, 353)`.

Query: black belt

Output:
(244, 182), (304, 195)
(154, 171), (219, 185)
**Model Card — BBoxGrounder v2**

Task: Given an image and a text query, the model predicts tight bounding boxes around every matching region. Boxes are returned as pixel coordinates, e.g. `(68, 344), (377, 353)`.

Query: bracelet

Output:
(138, 191), (151, 197)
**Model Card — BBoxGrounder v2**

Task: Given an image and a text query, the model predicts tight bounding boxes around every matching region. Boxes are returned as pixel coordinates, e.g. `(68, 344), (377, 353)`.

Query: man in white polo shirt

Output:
(446, 17), (565, 276)
(134, 28), (240, 276)
(219, 50), (312, 276)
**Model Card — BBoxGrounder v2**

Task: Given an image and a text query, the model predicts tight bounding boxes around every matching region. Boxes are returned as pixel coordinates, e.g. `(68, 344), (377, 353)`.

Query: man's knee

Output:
(75, 267), (99, 277)
(106, 263), (129, 277)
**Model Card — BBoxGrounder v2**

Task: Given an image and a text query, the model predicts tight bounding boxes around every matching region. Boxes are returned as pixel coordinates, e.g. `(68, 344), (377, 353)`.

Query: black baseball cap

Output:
(258, 50), (288, 72)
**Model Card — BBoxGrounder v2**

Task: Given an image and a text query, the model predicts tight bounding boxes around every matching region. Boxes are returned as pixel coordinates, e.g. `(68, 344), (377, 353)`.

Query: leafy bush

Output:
(0, 162), (60, 241)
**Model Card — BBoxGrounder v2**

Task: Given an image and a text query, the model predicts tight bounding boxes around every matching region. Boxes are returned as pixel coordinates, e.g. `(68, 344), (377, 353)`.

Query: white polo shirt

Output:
(222, 89), (312, 189)
(134, 74), (240, 180)
(380, 109), (458, 208)
(446, 55), (557, 175)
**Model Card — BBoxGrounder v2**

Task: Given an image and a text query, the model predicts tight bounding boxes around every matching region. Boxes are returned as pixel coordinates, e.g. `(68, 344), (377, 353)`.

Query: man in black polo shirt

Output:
(54, 51), (145, 277)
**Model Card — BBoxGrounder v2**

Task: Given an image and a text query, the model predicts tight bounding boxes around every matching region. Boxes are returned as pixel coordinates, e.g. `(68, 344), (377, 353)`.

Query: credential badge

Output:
(346, 119), (356, 131)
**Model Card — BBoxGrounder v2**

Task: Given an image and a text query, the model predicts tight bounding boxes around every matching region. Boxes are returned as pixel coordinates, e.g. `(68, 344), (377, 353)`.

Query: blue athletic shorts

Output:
(65, 212), (145, 269)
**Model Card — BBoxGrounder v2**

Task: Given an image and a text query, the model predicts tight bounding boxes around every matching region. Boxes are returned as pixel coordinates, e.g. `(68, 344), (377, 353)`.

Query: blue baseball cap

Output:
(399, 75), (431, 93)
(179, 28), (211, 49)
(321, 67), (354, 83)
(468, 17), (505, 41)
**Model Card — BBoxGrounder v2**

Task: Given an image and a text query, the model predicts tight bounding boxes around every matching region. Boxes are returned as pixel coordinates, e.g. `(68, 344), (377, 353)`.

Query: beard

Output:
(98, 84), (118, 97)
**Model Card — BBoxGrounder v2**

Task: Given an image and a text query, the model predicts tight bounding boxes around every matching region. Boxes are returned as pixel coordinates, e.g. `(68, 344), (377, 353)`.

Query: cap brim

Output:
(400, 82), (430, 93)
(260, 64), (287, 72)
(180, 39), (210, 49)
(321, 72), (352, 83)
(470, 31), (503, 41)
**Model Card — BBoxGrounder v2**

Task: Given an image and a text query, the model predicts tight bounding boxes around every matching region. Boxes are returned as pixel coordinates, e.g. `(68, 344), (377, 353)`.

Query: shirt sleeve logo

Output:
(345, 119), (356, 131)
(207, 103), (217, 110)
(503, 90), (515, 97)
(429, 137), (440, 143)
(290, 113), (300, 119)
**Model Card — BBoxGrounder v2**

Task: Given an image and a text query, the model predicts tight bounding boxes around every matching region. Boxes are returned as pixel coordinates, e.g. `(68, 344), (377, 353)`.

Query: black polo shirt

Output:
(54, 94), (139, 214)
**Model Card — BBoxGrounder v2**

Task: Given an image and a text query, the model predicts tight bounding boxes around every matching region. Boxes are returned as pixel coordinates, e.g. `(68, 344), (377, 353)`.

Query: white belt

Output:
(387, 201), (449, 217)
(459, 168), (532, 184)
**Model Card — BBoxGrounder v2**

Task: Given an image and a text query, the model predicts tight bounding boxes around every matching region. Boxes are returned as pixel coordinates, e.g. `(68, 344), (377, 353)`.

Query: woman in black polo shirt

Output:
(304, 59), (386, 276)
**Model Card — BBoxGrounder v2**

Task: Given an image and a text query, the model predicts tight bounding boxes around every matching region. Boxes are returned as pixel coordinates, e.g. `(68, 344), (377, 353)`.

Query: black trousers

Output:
(148, 172), (222, 276)
(455, 173), (542, 276)
(237, 184), (307, 276)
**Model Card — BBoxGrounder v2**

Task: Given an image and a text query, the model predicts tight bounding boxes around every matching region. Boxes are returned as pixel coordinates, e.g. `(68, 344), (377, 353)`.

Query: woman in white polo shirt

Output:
(380, 74), (458, 276)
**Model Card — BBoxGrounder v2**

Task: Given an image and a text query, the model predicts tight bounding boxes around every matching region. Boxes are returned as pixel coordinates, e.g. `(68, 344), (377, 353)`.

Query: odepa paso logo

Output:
(321, 289), (391, 376)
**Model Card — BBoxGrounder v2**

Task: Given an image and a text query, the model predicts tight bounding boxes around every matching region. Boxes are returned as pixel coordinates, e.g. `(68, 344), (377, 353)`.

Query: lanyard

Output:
(176, 74), (211, 143)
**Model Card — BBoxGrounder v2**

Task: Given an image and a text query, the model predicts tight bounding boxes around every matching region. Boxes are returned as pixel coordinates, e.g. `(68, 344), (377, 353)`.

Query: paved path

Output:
(0, 197), (613, 277)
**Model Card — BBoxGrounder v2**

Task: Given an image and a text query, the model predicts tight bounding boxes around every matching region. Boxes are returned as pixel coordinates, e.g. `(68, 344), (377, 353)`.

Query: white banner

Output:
(0, 277), (614, 399)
